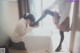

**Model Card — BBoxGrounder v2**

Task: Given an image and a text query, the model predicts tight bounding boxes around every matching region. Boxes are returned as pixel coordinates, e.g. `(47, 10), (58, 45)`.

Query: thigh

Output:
(9, 38), (26, 50)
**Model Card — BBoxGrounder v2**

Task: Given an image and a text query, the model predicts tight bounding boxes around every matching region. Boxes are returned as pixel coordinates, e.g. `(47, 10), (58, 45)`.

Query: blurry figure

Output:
(43, 10), (66, 52)
(44, 10), (70, 52)
(9, 13), (39, 50)
(34, 0), (71, 51)
(33, 9), (70, 52)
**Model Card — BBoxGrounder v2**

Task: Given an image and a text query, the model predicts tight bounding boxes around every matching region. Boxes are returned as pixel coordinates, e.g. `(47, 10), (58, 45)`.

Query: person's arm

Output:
(11, 26), (23, 43)
(11, 21), (31, 43)
(18, 23), (32, 36)
(24, 24), (32, 33)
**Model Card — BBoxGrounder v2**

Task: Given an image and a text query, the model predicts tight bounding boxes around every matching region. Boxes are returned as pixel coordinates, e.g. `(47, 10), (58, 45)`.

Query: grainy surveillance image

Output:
(0, 0), (80, 53)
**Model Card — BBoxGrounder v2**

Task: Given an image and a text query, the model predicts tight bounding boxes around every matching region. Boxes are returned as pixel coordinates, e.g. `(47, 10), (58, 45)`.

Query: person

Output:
(9, 13), (38, 50)
(33, 9), (70, 52)
(32, 0), (71, 52)
(44, 10), (70, 51)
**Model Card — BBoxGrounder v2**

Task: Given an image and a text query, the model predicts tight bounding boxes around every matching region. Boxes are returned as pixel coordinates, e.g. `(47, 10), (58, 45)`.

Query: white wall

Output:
(73, 31), (80, 53)
(0, 1), (19, 45)
(23, 36), (50, 52)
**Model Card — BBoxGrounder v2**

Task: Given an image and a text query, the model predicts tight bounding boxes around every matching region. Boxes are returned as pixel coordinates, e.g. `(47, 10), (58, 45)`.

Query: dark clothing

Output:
(9, 38), (26, 50)
(57, 31), (64, 48)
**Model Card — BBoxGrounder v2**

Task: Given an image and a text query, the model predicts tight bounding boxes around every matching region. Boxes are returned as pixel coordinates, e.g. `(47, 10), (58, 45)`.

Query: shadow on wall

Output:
(76, 17), (80, 31)
(0, 1), (19, 46)
(0, 27), (10, 46)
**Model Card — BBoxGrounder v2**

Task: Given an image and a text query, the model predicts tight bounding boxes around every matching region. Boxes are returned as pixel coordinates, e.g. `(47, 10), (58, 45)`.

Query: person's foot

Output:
(55, 47), (62, 52)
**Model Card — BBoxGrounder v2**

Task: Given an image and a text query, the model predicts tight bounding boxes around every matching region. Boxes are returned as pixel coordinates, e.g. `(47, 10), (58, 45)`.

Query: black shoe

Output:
(55, 47), (62, 52)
